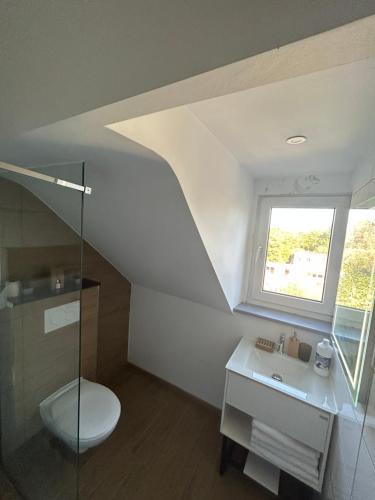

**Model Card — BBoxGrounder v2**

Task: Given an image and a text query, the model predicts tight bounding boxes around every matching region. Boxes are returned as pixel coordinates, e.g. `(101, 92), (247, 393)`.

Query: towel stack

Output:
(249, 419), (320, 486)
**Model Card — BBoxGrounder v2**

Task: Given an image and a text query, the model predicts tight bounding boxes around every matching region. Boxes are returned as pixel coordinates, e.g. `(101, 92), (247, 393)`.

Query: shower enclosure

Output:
(0, 161), (89, 499)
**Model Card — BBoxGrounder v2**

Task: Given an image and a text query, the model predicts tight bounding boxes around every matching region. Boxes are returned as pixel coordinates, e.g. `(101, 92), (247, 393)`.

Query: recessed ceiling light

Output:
(286, 135), (307, 145)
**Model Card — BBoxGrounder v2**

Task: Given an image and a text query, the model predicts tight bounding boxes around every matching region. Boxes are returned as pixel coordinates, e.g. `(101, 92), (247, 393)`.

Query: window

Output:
(248, 196), (350, 318)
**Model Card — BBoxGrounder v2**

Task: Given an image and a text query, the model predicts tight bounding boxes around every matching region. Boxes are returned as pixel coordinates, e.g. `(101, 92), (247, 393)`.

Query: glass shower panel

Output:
(0, 162), (85, 499)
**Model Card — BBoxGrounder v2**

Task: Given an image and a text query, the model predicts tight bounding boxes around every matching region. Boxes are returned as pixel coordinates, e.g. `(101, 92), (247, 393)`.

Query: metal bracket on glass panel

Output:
(0, 161), (92, 194)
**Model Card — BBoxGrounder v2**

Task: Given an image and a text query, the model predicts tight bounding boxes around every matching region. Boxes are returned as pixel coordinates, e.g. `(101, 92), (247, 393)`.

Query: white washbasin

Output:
(227, 338), (337, 414)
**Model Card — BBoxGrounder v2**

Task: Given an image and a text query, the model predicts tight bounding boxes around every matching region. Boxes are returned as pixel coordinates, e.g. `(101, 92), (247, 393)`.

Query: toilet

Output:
(39, 377), (121, 453)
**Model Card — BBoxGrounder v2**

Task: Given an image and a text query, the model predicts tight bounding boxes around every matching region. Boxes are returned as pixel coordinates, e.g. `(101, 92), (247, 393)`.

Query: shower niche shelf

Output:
(6, 279), (99, 307)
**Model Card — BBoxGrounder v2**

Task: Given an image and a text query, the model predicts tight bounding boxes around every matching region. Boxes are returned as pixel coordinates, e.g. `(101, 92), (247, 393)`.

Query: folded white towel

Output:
(251, 427), (319, 468)
(250, 436), (319, 478)
(250, 442), (319, 487)
(252, 420), (320, 463)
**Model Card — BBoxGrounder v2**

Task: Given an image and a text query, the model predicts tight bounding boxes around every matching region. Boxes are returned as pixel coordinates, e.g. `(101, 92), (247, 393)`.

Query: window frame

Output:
(247, 195), (350, 320)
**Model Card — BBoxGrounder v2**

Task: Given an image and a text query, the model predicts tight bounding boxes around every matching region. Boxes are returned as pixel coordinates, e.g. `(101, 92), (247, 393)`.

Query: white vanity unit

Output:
(220, 338), (337, 495)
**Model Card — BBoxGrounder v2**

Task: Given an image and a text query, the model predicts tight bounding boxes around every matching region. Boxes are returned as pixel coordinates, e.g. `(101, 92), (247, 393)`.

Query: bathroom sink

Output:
(246, 347), (311, 399)
(226, 338), (337, 413)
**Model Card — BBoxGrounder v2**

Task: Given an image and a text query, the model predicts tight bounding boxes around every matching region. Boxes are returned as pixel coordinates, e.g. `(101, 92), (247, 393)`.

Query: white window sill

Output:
(234, 303), (332, 336)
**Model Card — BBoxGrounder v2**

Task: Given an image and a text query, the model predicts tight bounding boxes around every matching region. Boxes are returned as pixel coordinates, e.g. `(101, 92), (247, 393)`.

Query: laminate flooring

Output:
(0, 467), (22, 499)
(2, 365), (313, 499)
(78, 365), (276, 500)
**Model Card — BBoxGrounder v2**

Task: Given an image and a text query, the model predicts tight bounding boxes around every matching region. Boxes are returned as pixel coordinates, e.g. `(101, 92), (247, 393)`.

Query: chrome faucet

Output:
(276, 334), (286, 354)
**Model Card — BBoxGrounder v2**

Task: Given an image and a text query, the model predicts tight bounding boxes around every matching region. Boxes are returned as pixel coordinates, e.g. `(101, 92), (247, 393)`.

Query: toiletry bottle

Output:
(314, 339), (333, 377)
(55, 279), (62, 292)
(287, 331), (300, 358)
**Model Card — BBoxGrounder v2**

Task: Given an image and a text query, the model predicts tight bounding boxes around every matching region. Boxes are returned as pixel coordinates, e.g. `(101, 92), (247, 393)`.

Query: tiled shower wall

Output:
(0, 178), (81, 455)
(350, 371), (375, 499)
(0, 290), (81, 453)
(0, 178), (131, 456)
(83, 242), (131, 385)
(323, 350), (375, 500)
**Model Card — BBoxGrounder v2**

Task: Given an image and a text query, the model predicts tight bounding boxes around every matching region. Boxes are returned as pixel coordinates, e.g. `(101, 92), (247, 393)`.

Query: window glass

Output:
(262, 208), (335, 302)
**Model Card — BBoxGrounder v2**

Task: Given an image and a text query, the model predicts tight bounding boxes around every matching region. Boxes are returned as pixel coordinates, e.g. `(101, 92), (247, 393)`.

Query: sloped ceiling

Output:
(2, 118), (231, 312)
(2, 1), (374, 137)
(108, 106), (253, 309)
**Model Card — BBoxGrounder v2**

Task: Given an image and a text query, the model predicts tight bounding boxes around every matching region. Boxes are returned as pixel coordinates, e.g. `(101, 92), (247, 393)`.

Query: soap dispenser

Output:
(287, 331), (300, 358)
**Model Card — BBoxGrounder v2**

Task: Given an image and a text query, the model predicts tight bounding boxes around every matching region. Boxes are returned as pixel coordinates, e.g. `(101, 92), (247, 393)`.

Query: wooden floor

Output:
(0, 467), (22, 499)
(79, 365), (275, 500)
(2, 365), (312, 499)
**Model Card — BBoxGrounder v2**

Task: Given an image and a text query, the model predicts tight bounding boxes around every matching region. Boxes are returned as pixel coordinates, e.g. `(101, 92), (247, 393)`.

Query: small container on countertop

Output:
(6, 281), (21, 298)
(298, 342), (312, 363)
(287, 331), (300, 358)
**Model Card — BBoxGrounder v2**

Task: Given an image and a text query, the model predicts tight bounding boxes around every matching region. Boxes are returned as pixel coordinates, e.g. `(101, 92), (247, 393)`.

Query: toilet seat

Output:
(40, 377), (121, 452)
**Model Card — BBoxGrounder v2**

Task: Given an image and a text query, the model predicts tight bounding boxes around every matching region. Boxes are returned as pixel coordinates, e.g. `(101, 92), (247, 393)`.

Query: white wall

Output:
(110, 107), (254, 308)
(255, 174), (353, 197)
(129, 284), (323, 408)
(351, 152), (375, 192)
(128, 285), (373, 499)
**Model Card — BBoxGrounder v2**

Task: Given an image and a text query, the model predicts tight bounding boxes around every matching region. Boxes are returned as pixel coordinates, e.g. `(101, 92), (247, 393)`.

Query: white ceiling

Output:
(188, 57), (375, 178)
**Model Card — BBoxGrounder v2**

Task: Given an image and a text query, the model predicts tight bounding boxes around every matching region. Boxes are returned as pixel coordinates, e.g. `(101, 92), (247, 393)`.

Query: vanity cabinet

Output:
(226, 371), (331, 453)
(220, 339), (336, 495)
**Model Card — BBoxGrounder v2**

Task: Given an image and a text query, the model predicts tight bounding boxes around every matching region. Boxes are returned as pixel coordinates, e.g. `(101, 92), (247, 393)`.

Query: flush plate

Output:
(44, 300), (80, 334)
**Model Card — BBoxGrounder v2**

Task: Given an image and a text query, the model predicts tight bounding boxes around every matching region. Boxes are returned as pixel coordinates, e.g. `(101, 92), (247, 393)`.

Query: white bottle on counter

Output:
(314, 338), (334, 377)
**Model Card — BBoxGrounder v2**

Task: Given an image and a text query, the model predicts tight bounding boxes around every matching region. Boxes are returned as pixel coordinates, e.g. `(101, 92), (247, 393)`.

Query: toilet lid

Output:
(51, 379), (121, 441)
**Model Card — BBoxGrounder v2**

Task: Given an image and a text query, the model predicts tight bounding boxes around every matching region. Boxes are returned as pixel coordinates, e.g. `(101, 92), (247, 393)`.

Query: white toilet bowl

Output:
(39, 377), (121, 453)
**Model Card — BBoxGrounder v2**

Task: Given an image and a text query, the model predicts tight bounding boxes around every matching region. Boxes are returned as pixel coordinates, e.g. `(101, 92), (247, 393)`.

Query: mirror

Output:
(333, 179), (375, 404)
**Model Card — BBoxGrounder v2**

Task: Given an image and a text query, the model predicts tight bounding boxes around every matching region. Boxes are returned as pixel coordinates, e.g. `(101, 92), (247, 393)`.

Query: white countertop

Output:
(226, 338), (337, 415)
